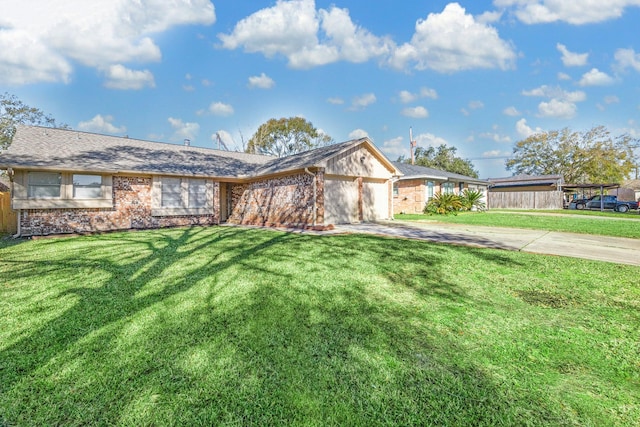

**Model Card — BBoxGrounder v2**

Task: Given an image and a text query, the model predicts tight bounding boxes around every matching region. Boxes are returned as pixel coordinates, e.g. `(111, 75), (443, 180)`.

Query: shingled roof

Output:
(0, 125), (400, 179)
(392, 161), (489, 185)
(0, 126), (274, 178)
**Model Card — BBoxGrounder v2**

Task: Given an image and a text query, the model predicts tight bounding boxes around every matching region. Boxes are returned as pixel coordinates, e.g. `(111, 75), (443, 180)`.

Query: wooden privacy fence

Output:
(0, 191), (17, 234)
(488, 191), (564, 210)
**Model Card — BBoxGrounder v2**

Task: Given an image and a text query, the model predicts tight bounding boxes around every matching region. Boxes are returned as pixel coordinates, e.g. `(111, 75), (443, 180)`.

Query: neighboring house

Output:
(488, 174), (564, 209)
(391, 162), (490, 214)
(618, 179), (640, 202)
(0, 125), (400, 237)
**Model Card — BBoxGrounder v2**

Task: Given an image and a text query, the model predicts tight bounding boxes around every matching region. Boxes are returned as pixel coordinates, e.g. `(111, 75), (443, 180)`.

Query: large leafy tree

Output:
(246, 117), (333, 157)
(505, 126), (637, 183)
(401, 144), (479, 178)
(1, 93), (68, 150)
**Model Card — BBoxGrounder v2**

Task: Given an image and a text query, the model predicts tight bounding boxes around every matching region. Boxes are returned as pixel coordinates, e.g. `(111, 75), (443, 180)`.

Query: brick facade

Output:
(227, 172), (321, 228)
(394, 179), (429, 214)
(19, 176), (218, 236)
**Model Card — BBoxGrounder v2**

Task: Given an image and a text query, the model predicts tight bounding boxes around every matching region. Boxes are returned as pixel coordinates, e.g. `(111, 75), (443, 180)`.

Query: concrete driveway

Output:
(332, 220), (640, 266)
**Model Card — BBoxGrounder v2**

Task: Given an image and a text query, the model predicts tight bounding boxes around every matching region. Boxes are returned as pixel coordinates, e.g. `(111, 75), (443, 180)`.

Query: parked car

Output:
(569, 197), (590, 210)
(584, 195), (639, 213)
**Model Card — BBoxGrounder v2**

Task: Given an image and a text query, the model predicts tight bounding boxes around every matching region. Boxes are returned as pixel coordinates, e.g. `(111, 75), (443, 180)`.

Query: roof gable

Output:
(256, 138), (400, 177)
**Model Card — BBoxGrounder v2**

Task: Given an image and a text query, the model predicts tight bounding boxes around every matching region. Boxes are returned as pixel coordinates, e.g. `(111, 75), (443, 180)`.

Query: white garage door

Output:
(325, 177), (358, 224)
(362, 181), (389, 221)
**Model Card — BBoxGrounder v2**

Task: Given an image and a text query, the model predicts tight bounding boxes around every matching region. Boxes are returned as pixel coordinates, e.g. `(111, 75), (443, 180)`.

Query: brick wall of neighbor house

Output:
(18, 176), (219, 236)
(227, 172), (318, 227)
(394, 179), (426, 214)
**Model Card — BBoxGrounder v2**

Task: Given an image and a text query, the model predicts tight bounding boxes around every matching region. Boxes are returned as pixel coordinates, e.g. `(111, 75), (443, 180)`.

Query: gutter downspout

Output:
(390, 177), (400, 220)
(304, 168), (317, 227)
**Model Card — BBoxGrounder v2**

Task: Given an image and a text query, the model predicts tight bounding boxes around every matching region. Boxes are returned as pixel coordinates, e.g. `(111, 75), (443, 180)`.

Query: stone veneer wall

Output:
(19, 176), (219, 236)
(227, 172), (322, 228)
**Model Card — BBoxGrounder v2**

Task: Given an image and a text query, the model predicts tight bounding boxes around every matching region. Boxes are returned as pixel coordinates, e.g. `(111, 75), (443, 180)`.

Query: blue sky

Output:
(2, 0), (639, 178)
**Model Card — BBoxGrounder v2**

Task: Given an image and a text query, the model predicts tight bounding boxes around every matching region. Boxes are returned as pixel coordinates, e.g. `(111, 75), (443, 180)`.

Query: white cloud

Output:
(348, 129), (369, 139)
(350, 93), (376, 110)
(516, 118), (543, 138)
(0, 29), (72, 85)
(468, 100), (485, 110)
(538, 99), (577, 119)
(218, 0), (392, 69)
(0, 0), (215, 85)
(247, 72), (275, 89)
(420, 87), (439, 99)
(327, 97), (345, 105)
(399, 90), (417, 104)
(380, 136), (407, 158)
(401, 106), (429, 118)
(578, 68), (615, 86)
(390, 3), (516, 72)
(208, 102), (235, 117)
(476, 10), (503, 24)
(399, 87), (438, 103)
(495, 0), (640, 24)
(557, 72), (571, 80)
(604, 95), (620, 104)
(482, 149), (510, 158)
(77, 114), (126, 134)
(503, 106), (521, 116)
(415, 132), (449, 147)
(479, 131), (512, 143)
(614, 48), (640, 72)
(168, 117), (199, 142)
(556, 43), (588, 67)
(522, 85), (586, 102)
(103, 64), (155, 90)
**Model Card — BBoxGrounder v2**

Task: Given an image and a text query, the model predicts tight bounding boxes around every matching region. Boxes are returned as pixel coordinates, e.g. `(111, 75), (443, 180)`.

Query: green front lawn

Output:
(396, 211), (640, 239)
(1, 227), (639, 426)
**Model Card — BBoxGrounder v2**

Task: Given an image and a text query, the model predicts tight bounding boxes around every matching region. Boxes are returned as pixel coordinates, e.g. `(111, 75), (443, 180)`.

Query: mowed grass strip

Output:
(1, 226), (639, 426)
(396, 211), (640, 239)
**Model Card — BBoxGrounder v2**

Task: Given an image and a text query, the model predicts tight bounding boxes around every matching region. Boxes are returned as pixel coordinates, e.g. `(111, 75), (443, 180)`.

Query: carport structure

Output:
(563, 183), (620, 211)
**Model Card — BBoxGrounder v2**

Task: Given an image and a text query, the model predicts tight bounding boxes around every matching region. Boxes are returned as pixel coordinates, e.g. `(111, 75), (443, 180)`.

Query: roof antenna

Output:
(215, 132), (228, 151)
(409, 126), (417, 165)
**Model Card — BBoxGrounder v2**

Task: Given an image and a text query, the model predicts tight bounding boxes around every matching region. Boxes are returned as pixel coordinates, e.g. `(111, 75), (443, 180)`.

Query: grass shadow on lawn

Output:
(0, 226), (619, 425)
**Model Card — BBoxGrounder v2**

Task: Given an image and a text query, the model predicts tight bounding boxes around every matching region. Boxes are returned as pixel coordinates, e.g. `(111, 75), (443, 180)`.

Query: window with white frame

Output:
(442, 182), (455, 194)
(28, 172), (61, 198)
(153, 176), (212, 216)
(188, 178), (207, 208)
(14, 171), (112, 209)
(426, 181), (434, 200)
(392, 182), (398, 197)
(161, 177), (182, 207)
(73, 174), (103, 198)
